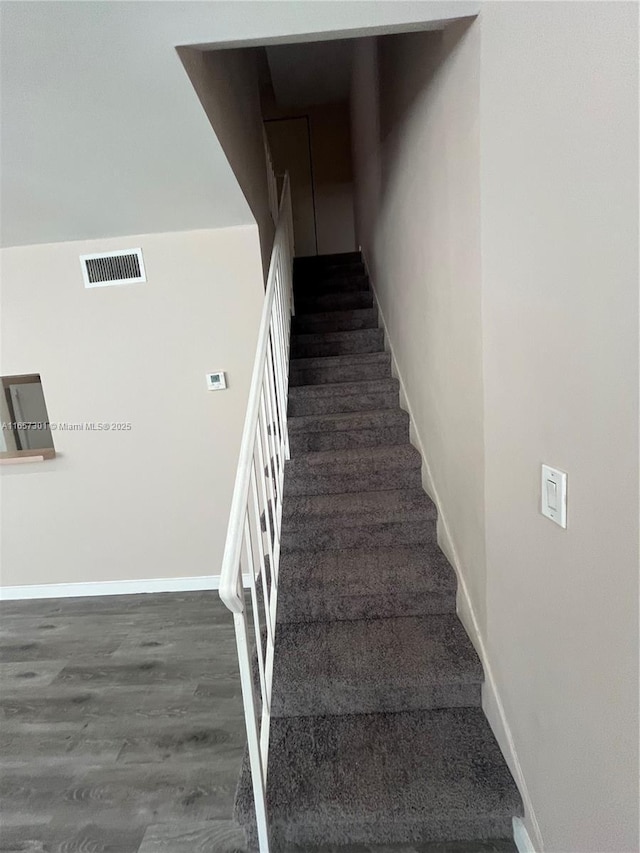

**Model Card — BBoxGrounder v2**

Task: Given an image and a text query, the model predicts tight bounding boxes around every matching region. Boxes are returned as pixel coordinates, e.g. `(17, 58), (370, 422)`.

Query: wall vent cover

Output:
(80, 249), (146, 288)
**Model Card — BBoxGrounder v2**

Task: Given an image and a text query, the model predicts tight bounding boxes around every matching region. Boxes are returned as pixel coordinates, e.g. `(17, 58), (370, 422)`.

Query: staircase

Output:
(235, 252), (523, 851)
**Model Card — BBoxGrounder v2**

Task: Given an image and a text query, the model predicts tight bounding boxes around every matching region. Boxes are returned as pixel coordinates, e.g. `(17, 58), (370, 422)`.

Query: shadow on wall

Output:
(178, 45), (275, 278)
(377, 22), (476, 206)
(262, 101), (357, 257)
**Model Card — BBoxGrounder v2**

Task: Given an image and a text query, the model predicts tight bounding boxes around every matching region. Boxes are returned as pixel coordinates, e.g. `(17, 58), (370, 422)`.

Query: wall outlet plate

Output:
(541, 464), (567, 528)
(206, 372), (226, 391)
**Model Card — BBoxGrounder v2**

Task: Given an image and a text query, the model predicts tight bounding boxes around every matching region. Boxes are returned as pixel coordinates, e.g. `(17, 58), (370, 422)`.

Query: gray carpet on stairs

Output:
(237, 708), (522, 850)
(292, 307), (378, 334)
(283, 444), (422, 495)
(234, 252), (522, 852)
(289, 351), (391, 386)
(271, 615), (483, 716)
(276, 543), (459, 624)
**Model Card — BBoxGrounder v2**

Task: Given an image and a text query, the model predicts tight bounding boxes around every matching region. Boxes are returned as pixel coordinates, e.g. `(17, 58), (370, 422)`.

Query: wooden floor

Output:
(0, 591), (248, 852)
(0, 591), (517, 853)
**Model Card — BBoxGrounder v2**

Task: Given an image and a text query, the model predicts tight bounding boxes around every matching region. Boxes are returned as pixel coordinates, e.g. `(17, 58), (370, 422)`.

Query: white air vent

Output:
(80, 248), (146, 288)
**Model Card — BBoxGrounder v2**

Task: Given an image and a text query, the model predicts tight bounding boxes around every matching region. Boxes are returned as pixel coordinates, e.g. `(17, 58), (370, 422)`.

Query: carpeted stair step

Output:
(271, 614), (483, 717)
(289, 352), (391, 387)
(284, 462), (421, 496)
(292, 307), (378, 334)
(294, 251), (362, 268)
(294, 273), (369, 295)
(281, 488), (436, 552)
(277, 542), (458, 623)
(288, 378), (399, 417)
(267, 841), (517, 853)
(289, 408), (409, 454)
(296, 260), (366, 279)
(284, 443), (421, 495)
(291, 328), (384, 359)
(235, 707), (524, 849)
(303, 265), (366, 284)
(280, 515), (435, 553)
(296, 289), (374, 313)
(283, 488), (436, 526)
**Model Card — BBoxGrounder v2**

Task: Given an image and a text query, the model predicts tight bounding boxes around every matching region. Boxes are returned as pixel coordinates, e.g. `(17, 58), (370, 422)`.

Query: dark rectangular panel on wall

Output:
(265, 117), (318, 256)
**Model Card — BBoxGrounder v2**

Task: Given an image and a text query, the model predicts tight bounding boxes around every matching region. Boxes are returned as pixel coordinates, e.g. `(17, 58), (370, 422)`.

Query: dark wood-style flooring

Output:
(0, 591), (247, 852)
(0, 591), (516, 853)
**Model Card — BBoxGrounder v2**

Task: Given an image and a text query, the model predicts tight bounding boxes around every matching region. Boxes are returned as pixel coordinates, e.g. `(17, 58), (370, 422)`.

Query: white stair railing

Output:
(263, 127), (280, 225)
(219, 172), (294, 853)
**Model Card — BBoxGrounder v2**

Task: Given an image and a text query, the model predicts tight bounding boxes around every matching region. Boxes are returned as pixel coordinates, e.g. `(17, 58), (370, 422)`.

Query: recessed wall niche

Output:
(1, 374), (55, 462)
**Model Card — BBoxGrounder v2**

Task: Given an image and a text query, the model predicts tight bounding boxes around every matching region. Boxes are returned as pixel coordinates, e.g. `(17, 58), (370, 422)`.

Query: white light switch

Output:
(541, 464), (567, 528)
(206, 371), (227, 391)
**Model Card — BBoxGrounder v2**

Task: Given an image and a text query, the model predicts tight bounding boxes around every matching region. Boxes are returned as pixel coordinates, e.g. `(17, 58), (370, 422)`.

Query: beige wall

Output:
(263, 96), (356, 256)
(0, 225), (264, 588)
(351, 21), (486, 631)
(351, 4), (639, 851)
(351, 39), (382, 267)
(480, 4), (639, 851)
(179, 47), (275, 276)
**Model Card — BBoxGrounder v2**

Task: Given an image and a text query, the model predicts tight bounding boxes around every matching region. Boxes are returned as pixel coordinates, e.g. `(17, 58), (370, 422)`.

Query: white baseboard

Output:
(0, 574), (251, 601)
(514, 817), (538, 853)
(364, 261), (543, 853)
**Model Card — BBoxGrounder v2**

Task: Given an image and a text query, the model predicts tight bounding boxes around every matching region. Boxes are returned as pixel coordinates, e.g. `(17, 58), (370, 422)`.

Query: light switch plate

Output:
(206, 371), (226, 391)
(541, 464), (567, 528)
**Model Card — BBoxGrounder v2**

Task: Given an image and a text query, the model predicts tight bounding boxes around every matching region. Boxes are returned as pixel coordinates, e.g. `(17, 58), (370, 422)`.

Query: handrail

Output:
(219, 172), (293, 614)
(263, 126), (279, 224)
(219, 169), (294, 853)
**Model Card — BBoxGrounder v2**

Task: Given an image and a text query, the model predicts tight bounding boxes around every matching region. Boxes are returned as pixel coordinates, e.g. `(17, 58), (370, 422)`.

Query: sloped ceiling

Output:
(0, 1), (479, 247)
